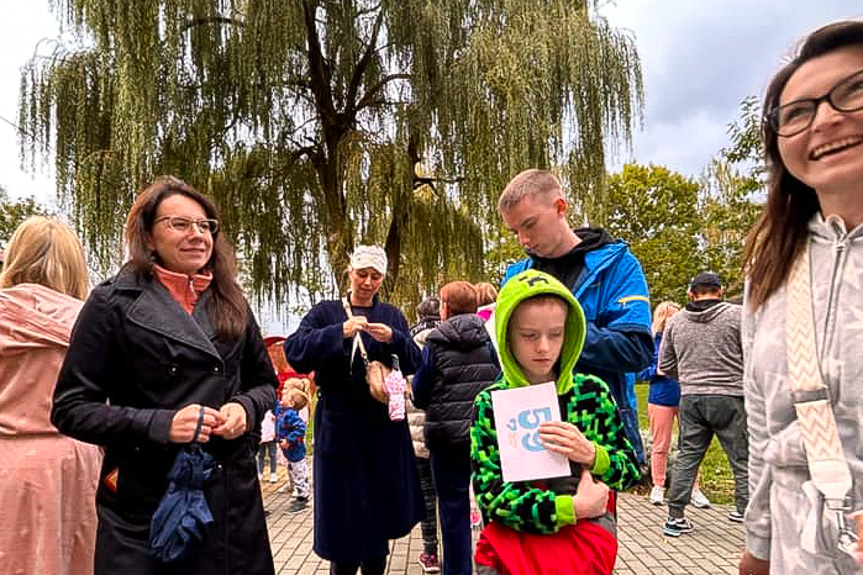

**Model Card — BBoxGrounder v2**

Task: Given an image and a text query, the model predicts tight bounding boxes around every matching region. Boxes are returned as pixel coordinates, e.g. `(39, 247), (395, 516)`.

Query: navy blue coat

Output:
(284, 297), (423, 562)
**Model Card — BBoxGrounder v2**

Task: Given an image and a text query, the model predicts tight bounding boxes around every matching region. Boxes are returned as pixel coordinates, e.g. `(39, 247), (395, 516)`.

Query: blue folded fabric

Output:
(149, 444), (215, 562)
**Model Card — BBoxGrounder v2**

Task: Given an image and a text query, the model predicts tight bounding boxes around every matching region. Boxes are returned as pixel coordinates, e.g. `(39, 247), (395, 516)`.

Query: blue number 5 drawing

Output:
(506, 407), (553, 452)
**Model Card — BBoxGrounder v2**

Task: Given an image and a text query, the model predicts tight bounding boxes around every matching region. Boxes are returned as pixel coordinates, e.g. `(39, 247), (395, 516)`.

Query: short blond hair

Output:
(0, 216), (89, 300)
(497, 169), (563, 214)
(651, 301), (681, 336)
(285, 387), (309, 410)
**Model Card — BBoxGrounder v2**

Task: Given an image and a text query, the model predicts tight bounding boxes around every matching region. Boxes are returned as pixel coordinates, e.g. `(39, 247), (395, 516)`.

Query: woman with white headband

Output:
(285, 245), (423, 575)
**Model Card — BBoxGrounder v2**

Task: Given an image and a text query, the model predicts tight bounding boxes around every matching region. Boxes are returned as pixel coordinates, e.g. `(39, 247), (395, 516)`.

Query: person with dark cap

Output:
(658, 272), (748, 537)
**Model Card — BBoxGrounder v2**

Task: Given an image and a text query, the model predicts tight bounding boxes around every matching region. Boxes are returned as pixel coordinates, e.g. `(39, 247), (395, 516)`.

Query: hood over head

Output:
(495, 270), (586, 393)
(0, 283), (84, 436)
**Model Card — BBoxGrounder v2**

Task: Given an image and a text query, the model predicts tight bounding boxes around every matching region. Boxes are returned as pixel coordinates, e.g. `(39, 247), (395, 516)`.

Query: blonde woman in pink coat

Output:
(0, 216), (102, 575)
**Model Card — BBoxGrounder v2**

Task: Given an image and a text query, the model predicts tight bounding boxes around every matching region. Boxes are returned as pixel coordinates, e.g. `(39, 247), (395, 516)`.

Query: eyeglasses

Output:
(155, 216), (219, 234)
(768, 68), (863, 137)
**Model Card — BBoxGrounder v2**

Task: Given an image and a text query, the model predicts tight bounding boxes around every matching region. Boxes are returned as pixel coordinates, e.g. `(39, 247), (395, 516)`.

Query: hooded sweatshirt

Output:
(470, 270), (640, 535)
(658, 299), (743, 396)
(0, 283), (102, 575)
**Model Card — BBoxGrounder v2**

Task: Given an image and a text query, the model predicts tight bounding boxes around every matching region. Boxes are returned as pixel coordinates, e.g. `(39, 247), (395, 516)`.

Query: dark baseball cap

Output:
(689, 272), (722, 291)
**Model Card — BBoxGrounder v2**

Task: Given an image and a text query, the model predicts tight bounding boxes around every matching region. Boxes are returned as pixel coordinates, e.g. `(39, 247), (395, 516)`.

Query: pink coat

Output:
(0, 283), (102, 575)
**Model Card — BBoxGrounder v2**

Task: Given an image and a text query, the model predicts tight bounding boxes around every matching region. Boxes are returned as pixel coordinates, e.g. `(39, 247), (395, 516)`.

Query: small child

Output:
(278, 388), (311, 513)
(471, 270), (641, 575)
(258, 404), (279, 483)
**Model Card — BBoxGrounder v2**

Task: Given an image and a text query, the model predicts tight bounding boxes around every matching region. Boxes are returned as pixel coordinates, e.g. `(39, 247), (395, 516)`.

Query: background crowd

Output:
(2, 18), (863, 575)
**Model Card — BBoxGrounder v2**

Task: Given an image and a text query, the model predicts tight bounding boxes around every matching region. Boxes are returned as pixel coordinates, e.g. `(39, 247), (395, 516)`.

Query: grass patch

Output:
(634, 383), (734, 504)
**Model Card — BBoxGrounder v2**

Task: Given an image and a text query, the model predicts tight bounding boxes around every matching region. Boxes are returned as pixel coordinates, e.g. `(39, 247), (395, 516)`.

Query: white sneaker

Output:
(649, 485), (664, 505)
(269, 472), (279, 483)
(690, 488), (711, 508)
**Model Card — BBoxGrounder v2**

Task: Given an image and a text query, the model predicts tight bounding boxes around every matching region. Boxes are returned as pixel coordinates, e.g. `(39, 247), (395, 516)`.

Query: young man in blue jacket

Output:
(498, 168), (653, 464)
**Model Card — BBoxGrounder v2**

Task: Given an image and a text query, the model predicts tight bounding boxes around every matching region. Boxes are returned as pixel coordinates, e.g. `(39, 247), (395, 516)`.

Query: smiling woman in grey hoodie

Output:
(741, 21), (863, 575)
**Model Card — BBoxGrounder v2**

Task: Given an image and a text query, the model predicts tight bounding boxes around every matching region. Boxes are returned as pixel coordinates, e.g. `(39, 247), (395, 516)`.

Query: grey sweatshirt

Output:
(742, 213), (863, 573)
(658, 300), (743, 396)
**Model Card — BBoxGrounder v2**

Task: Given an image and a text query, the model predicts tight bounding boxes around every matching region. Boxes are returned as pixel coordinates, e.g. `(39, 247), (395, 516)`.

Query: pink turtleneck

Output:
(152, 264), (213, 314)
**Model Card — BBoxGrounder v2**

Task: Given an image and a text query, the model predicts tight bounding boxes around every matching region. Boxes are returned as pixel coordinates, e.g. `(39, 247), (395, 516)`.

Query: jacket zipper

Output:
(821, 225), (848, 371)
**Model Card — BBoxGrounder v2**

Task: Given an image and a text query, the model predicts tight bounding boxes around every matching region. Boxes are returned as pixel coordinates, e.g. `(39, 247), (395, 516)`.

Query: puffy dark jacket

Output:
(423, 314), (499, 452)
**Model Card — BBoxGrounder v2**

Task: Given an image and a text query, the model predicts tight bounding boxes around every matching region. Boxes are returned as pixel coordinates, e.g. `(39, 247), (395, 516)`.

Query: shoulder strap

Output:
(786, 245), (857, 552)
(342, 295), (369, 366)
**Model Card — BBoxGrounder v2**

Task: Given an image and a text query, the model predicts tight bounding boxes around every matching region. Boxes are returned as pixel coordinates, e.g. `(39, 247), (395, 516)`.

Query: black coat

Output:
(284, 297), (423, 562)
(422, 314), (499, 452)
(51, 269), (278, 575)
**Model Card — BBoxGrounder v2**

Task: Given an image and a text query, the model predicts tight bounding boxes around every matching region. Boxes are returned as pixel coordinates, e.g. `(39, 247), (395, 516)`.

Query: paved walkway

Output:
(262, 470), (745, 575)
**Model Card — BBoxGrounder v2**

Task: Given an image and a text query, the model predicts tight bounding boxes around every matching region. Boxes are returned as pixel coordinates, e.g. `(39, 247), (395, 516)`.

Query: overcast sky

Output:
(599, 0), (863, 176)
(2, 2), (862, 201)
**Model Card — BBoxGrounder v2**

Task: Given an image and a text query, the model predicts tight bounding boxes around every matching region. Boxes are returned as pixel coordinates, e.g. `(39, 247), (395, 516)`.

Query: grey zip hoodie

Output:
(658, 300), (743, 396)
(742, 213), (863, 573)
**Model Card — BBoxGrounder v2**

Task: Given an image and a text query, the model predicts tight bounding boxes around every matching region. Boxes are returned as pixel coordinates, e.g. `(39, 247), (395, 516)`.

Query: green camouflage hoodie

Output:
(471, 269), (640, 534)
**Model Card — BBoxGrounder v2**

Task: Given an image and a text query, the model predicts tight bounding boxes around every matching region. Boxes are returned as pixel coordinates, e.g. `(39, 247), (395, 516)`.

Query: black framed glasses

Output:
(768, 68), (863, 137)
(155, 216), (219, 234)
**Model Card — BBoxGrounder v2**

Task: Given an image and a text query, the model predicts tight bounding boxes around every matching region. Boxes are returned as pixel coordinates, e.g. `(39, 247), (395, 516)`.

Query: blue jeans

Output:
(257, 441), (277, 474)
(430, 448), (472, 575)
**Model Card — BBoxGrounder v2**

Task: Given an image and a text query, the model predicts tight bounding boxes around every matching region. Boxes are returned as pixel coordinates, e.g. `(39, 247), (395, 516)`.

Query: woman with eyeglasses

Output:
(52, 176), (278, 575)
(740, 21), (863, 575)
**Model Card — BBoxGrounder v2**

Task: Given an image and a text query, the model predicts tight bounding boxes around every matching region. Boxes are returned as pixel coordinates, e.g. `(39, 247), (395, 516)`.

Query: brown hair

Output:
(0, 216), (89, 300)
(474, 282), (498, 307)
(440, 281), (478, 315)
(497, 169), (562, 214)
(744, 21), (863, 310)
(124, 175), (247, 339)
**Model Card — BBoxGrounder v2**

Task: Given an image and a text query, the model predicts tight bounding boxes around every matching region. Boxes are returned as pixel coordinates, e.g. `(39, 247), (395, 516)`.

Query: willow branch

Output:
(355, 74), (411, 111)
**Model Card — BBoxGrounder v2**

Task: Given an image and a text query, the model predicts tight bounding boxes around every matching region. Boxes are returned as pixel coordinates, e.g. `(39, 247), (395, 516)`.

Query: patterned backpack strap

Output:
(786, 245), (857, 554)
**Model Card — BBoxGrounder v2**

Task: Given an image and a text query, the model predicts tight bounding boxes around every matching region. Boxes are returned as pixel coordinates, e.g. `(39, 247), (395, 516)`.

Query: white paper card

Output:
(490, 381), (571, 483)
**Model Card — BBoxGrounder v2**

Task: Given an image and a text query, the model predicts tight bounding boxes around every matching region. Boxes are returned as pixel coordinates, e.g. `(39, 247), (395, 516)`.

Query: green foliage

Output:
(19, 0), (643, 312)
(605, 98), (764, 309)
(701, 95), (765, 297)
(698, 159), (761, 298)
(605, 164), (703, 305)
(604, 160), (760, 307)
(0, 186), (51, 243)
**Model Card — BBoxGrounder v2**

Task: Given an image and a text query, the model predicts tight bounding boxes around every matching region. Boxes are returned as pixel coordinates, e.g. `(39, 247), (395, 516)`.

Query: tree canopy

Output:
(0, 186), (50, 244)
(19, 0), (642, 310)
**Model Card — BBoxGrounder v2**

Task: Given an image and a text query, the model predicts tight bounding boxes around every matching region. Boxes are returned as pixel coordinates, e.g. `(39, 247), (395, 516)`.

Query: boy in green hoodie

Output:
(471, 270), (640, 575)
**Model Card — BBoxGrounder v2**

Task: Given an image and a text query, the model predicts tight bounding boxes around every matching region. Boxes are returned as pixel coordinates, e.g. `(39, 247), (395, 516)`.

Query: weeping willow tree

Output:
(19, 0), (642, 310)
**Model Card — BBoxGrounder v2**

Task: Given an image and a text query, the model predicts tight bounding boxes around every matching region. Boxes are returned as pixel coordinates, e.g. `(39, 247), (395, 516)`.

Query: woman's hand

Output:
(343, 316), (368, 338)
(169, 404), (225, 443)
(573, 469), (609, 519)
(539, 421), (596, 466)
(364, 322), (393, 343)
(211, 402), (248, 440)
(738, 551), (769, 575)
